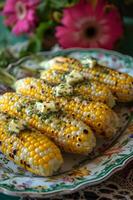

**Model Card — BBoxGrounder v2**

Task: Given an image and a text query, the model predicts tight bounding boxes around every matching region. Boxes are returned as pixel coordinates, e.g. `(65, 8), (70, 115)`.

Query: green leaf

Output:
(26, 36), (42, 53)
(0, 49), (15, 69)
(0, 68), (16, 86)
(0, 2), (4, 10)
(38, 0), (49, 10)
(36, 22), (54, 40)
(37, 0), (51, 21)
(50, 0), (79, 8)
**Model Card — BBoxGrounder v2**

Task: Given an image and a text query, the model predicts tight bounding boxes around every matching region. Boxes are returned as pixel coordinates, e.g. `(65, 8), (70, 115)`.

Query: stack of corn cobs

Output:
(0, 57), (133, 176)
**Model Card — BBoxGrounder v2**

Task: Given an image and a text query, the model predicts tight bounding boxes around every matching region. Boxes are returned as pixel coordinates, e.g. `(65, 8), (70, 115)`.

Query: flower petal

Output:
(56, 27), (80, 48)
(55, 0), (123, 49)
(3, 0), (39, 35)
(12, 20), (29, 35)
(26, 9), (36, 21)
(3, 0), (16, 14)
(26, 0), (40, 7)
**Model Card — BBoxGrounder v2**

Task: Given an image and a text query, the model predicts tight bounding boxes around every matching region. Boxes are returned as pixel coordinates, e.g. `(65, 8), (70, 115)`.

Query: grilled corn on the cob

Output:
(40, 56), (82, 71)
(41, 56), (133, 102)
(82, 64), (133, 102)
(41, 68), (65, 85)
(0, 92), (96, 154)
(15, 78), (120, 138)
(74, 81), (115, 107)
(0, 113), (63, 176)
(40, 69), (115, 108)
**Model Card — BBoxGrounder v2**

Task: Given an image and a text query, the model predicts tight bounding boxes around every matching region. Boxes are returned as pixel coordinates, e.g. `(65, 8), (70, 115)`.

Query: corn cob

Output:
(74, 82), (115, 107)
(40, 56), (83, 85)
(15, 78), (120, 138)
(40, 68), (115, 108)
(40, 56), (82, 71)
(0, 113), (63, 176)
(41, 68), (65, 85)
(40, 57), (81, 85)
(41, 57), (133, 102)
(82, 65), (133, 102)
(0, 92), (96, 154)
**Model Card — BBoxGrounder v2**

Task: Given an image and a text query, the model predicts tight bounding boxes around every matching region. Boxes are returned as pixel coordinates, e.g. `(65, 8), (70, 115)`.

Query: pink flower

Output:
(3, 0), (40, 36)
(56, 0), (123, 49)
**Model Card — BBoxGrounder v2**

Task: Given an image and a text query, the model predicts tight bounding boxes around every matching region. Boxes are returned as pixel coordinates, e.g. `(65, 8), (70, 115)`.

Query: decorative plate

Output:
(1, 48), (133, 198)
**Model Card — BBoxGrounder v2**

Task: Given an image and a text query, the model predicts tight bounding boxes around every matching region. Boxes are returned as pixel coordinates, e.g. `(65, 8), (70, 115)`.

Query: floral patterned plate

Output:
(1, 48), (133, 198)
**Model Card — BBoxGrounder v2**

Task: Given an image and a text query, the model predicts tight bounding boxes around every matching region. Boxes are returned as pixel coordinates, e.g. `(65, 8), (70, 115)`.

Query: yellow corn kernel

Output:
(40, 68), (115, 107)
(82, 65), (133, 102)
(0, 113), (63, 176)
(15, 78), (120, 138)
(0, 93), (96, 154)
(40, 57), (133, 102)
(41, 56), (82, 71)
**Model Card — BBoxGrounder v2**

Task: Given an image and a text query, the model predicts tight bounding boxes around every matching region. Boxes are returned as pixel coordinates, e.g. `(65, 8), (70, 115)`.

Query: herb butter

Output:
(65, 70), (84, 85)
(35, 101), (58, 113)
(54, 83), (73, 97)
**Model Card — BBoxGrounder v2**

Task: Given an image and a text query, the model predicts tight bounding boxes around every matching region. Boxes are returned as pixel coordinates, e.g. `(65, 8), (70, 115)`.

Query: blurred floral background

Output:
(0, 0), (133, 67)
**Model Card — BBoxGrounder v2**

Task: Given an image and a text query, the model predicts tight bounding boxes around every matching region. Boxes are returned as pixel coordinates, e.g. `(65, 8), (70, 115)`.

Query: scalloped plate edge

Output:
(0, 154), (132, 198)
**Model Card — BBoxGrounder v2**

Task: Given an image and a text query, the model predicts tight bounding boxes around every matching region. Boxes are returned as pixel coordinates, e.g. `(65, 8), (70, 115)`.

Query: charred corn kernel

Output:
(0, 113), (63, 176)
(81, 65), (133, 102)
(15, 78), (119, 138)
(40, 68), (115, 108)
(0, 93), (96, 154)
(74, 81), (115, 108)
(41, 69), (64, 85)
(41, 57), (133, 102)
(40, 57), (82, 85)
(40, 56), (82, 71)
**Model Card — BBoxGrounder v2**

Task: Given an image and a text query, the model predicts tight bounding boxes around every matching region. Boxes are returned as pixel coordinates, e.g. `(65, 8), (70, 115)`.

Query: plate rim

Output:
(0, 155), (133, 198)
(2, 48), (133, 197)
(7, 47), (133, 70)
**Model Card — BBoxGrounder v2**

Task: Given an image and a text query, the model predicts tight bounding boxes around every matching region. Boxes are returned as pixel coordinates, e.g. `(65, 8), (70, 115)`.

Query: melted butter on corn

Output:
(40, 56), (133, 102)
(8, 119), (27, 134)
(15, 78), (119, 138)
(35, 101), (58, 113)
(65, 70), (84, 85)
(0, 93), (96, 154)
(0, 113), (63, 176)
(40, 69), (116, 108)
(40, 56), (82, 70)
(82, 65), (133, 102)
(54, 83), (73, 97)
